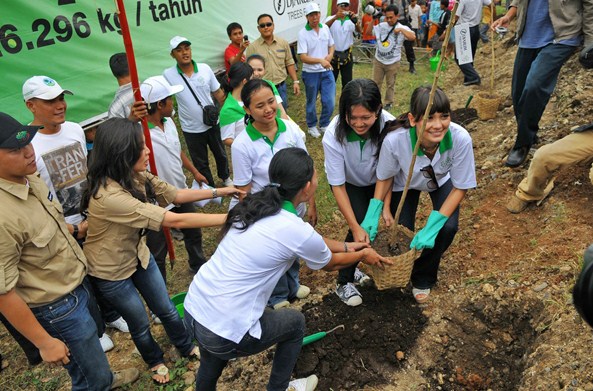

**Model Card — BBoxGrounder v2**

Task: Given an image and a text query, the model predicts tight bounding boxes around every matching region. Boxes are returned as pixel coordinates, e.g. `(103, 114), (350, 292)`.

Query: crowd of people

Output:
(0, 0), (591, 390)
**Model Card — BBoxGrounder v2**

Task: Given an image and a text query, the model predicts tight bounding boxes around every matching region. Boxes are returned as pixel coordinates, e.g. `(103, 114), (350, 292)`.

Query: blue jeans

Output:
(388, 179), (459, 289)
(301, 70), (336, 128)
(184, 307), (305, 391)
(30, 284), (112, 390)
(268, 259), (300, 307)
(90, 256), (194, 368)
(511, 43), (575, 148)
(276, 81), (288, 111)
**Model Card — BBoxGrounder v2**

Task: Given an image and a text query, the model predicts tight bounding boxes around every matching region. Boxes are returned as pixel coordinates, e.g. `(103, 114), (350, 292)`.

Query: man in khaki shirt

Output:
(0, 112), (137, 390)
(246, 13), (300, 110)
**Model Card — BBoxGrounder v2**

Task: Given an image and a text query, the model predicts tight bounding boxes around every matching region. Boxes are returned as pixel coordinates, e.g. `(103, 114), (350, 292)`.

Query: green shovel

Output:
(302, 325), (345, 346)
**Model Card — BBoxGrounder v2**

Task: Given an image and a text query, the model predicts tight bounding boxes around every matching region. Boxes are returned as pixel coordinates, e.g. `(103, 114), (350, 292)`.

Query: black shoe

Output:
(463, 79), (481, 86)
(409, 64), (416, 74)
(505, 146), (530, 167)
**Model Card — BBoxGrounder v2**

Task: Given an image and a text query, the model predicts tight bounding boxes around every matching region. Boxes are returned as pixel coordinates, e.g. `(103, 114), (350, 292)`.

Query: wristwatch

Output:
(212, 188), (218, 198)
(72, 224), (79, 238)
(293, 80), (300, 84)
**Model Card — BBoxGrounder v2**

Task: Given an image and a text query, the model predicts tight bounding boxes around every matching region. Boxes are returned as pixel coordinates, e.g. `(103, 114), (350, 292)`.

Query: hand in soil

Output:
(382, 207), (394, 227)
(351, 225), (370, 244)
(345, 241), (370, 252)
(360, 248), (393, 269)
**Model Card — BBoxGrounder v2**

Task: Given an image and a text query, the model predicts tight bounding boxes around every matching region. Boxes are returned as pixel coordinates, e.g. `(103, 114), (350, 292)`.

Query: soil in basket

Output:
(295, 287), (428, 390)
(374, 228), (412, 256)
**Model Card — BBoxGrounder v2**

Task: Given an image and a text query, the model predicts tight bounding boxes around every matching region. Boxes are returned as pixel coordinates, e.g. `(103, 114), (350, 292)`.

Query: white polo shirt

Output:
(297, 23), (335, 73)
(458, 0), (491, 27)
(184, 203), (332, 343)
(322, 110), (395, 187)
(376, 122), (477, 192)
(326, 16), (356, 51)
(148, 118), (188, 189)
(163, 61), (220, 133)
(220, 94), (246, 142)
(373, 22), (412, 65)
(31, 121), (87, 225)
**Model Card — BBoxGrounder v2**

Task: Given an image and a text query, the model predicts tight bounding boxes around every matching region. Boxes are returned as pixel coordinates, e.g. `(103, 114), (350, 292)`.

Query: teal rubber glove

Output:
(410, 210), (449, 250)
(360, 198), (384, 242)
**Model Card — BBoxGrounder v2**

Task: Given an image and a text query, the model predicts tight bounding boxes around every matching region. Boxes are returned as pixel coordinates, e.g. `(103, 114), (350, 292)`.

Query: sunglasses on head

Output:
(338, 3), (349, 7)
(258, 22), (273, 28)
(420, 165), (439, 190)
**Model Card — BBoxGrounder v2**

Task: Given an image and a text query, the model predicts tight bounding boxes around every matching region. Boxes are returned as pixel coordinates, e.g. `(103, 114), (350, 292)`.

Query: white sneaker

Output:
(308, 127), (321, 138)
(223, 178), (234, 187)
(335, 283), (363, 307)
(353, 268), (373, 287)
(287, 374), (319, 391)
(99, 333), (114, 352)
(106, 316), (130, 333)
(319, 126), (327, 133)
(296, 285), (310, 299)
(273, 300), (290, 310)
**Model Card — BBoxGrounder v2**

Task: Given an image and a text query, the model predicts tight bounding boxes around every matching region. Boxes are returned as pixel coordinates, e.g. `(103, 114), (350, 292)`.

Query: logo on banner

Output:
(455, 23), (473, 65)
(274, 0), (286, 15)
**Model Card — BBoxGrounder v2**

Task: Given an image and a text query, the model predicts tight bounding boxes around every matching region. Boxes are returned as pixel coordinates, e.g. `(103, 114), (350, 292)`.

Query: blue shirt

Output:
(520, 0), (581, 48)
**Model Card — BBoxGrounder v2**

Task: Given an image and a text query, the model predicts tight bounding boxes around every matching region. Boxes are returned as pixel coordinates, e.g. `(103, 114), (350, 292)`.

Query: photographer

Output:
(326, 0), (361, 88)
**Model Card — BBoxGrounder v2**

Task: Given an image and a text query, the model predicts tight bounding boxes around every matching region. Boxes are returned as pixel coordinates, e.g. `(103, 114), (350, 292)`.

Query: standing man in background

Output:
(298, 3), (336, 138)
(326, 0), (360, 88)
(246, 14), (301, 110)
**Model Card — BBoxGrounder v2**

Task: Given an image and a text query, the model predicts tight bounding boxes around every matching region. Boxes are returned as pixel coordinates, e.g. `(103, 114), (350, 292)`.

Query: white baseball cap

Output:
(169, 36), (191, 51)
(140, 76), (184, 103)
(22, 76), (73, 101)
(305, 3), (321, 15)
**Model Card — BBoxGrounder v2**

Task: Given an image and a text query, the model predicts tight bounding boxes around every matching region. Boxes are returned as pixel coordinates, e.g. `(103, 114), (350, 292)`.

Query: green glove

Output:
(410, 210), (449, 250)
(360, 198), (384, 242)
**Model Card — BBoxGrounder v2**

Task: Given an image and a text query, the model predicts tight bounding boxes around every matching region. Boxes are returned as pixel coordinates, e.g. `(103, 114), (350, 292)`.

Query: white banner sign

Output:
(455, 23), (473, 65)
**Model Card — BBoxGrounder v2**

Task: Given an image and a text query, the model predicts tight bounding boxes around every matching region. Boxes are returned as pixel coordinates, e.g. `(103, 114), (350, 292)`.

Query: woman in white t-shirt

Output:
(322, 78), (395, 307)
(184, 148), (390, 391)
(231, 78), (314, 309)
(219, 62), (253, 146)
(361, 86), (476, 304)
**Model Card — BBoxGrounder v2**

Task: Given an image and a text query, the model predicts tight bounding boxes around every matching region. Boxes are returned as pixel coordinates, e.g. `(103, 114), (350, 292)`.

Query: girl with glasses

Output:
(361, 86), (476, 303)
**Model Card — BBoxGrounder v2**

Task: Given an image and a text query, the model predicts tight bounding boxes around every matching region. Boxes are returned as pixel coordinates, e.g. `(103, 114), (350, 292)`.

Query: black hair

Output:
(221, 62), (254, 94)
(257, 13), (274, 24)
(81, 118), (155, 212)
(335, 78), (383, 146)
(226, 22), (243, 37)
(109, 53), (129, 79)
(220, 148), (314, 239)
(379, 86), (451, 153)
(385, 4), (399, 14)
(246, 54), (266, 67)
(440, 0), (449, 7)
(241, 78), (274, 110)
(146, 97), (169, 115)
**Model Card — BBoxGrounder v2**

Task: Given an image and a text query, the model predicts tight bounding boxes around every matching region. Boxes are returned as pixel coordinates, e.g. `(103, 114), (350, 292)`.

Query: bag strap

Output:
(179, 73), (204, 109)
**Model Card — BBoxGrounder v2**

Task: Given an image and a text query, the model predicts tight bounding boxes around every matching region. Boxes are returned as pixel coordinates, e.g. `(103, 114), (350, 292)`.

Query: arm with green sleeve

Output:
(410, 188), (467, 250)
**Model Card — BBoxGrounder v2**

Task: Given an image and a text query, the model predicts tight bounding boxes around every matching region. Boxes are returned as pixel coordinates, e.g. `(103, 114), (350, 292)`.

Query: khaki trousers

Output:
(372, 58), (400, 106)
(516, 131), (593, 201)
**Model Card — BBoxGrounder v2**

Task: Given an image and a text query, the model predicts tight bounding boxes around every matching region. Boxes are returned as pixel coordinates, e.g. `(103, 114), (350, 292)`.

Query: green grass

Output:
(2, 54), (444, 390)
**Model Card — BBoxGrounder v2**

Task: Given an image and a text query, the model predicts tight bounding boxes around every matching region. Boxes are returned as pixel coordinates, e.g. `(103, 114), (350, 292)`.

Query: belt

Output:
(275, 81), (286, 88)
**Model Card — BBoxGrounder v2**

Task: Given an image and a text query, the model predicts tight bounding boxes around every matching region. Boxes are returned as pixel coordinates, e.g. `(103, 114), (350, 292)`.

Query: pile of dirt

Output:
(295, 287), (427, 390)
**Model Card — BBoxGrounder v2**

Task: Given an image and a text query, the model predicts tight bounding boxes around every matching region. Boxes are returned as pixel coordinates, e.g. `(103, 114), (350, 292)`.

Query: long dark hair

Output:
(220, 148), (314, 239)
(335, 78), (383, 145)
(81, 118), (154, 212)
(378, 86), (451, 153)
(221, 62), (253, 94)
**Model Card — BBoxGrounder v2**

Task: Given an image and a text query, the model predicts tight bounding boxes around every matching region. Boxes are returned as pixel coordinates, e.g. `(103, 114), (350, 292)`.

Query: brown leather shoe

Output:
(506, 195), (531, 214)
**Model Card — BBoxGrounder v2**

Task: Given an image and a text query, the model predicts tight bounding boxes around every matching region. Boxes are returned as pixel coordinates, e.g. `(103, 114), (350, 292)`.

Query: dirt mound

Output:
(295, 287), (427, 390)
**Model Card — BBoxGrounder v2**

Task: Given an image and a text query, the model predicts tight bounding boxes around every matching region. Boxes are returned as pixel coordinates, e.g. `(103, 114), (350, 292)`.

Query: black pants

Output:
(146, 202), (207, 282)
(336, 183), (376, 285)
(388, 179), (459, 289)
(183, 126), (230, 187)
(456, 25), (481, 83)
(403, 38), (416, 65)
(331, 50), (354, 89)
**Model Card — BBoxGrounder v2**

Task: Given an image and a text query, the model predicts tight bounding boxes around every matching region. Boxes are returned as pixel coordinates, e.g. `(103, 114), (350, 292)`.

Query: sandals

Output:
(150, 364), (170, 384)
(412, 287), (431, 304)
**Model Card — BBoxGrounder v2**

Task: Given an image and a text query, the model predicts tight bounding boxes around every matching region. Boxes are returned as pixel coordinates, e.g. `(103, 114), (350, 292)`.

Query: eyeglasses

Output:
(420, 165), (439, 190)
(258, 22), (273, 28)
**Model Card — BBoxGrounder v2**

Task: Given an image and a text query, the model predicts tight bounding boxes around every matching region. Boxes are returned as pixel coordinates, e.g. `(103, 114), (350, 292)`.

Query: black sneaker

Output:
(335, 283), (362, 306)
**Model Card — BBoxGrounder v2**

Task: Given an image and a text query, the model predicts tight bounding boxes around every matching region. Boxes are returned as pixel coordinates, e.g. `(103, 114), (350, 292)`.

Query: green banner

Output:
(0, 0), (328, 124)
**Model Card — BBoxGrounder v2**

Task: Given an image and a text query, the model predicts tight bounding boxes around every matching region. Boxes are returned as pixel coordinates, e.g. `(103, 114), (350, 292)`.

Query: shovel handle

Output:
(302, 332), (327, 346)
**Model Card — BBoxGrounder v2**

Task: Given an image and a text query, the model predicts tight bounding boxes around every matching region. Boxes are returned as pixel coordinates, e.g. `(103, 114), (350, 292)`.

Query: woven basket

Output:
(364, 225), (420, 290)
(474, 91), (501, 120)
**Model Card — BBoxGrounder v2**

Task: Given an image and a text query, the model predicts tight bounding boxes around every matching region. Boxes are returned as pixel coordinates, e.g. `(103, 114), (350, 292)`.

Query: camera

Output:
(244, 35), (249, 41)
